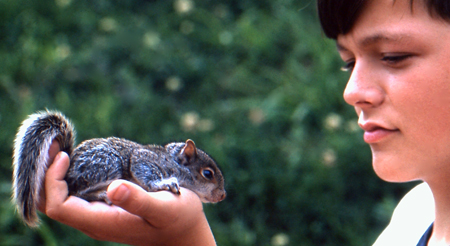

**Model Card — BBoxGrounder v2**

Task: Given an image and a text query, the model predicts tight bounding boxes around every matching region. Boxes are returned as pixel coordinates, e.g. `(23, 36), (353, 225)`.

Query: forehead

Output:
(336, 0), (443, 50)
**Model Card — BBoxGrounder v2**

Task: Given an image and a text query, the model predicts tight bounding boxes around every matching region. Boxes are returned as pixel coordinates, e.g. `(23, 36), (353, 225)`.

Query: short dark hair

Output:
(317, 0), (450, 39)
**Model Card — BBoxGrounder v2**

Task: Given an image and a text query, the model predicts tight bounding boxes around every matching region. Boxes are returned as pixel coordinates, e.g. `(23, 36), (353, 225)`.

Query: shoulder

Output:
(373, 182), (434, 246)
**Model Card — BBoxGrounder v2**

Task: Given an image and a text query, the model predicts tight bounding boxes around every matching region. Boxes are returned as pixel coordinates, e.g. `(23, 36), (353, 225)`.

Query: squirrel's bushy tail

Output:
(12, 110), (75, 227)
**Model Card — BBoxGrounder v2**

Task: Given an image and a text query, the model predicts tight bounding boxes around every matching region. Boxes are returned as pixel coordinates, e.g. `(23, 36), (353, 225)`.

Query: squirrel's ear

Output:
(181, 139), (197, 163)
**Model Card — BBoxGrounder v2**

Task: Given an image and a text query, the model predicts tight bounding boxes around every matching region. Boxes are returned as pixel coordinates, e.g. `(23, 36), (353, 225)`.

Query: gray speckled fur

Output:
(13, 110), (226, 227)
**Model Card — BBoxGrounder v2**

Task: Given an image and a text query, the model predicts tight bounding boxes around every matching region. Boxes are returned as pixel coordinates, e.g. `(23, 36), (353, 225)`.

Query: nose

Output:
(343, 62), (385, 110)
(219, 191), (226, 201)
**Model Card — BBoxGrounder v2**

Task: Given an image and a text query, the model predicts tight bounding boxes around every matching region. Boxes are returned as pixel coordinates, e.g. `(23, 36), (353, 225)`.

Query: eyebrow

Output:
(336, 32), (411, 51)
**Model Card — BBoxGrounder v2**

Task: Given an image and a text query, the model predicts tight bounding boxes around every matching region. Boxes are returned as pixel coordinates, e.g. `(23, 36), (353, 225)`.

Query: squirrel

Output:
(12, 110), (226, 227)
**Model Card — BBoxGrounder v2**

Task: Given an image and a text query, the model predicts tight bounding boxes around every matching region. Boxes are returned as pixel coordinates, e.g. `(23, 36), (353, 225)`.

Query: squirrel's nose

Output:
(219, 191), (226, 201)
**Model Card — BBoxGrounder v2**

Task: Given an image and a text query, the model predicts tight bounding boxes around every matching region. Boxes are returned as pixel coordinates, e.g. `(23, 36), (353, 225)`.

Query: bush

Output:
(0, 0), (415, 245)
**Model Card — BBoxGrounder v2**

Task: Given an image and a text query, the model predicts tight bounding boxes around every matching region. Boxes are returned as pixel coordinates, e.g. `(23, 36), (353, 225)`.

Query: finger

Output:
(37, 149), (65, 213)
(38, 140), (61, 212)
(107, 180), (203, 228)
(44, 164), (151, 244)
(47, 139), (61, 166)
(42, 151), (70, 213)
(44, 151), (95, 224)
(108, 182), (215, 246)
(47, 195), (152, 244)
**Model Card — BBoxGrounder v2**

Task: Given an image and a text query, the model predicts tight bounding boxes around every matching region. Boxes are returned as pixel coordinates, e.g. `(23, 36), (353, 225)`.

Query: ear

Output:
(181, 139), (197, 163)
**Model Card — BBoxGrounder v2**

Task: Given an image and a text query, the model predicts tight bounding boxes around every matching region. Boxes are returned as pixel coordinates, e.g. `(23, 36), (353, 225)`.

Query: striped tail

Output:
(12, 110), (75, 227)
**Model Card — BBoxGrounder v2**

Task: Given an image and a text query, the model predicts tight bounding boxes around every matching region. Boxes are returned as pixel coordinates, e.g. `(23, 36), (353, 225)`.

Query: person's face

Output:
(336, 0), (450, 183)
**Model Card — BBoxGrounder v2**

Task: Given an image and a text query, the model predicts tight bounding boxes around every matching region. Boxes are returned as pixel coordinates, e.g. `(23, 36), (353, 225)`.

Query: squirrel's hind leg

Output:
(71, 180), (114, 204)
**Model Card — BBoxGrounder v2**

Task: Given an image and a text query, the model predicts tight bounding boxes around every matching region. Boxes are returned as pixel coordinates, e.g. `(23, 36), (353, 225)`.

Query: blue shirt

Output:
(417, 223), (433, 246)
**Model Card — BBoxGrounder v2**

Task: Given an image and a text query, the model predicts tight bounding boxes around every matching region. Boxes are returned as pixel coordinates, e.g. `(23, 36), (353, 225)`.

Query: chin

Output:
(371, 155), (417, 183)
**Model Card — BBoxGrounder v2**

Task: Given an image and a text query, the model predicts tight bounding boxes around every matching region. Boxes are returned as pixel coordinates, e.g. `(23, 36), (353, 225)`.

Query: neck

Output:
(426, 180), (450, 245)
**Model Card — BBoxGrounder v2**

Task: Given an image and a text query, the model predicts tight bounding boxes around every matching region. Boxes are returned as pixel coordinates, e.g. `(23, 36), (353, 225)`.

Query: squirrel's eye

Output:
(202, 169), (214, 180)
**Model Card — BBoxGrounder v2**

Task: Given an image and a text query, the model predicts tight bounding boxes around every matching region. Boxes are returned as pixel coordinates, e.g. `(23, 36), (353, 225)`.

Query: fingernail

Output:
(53, 152), (62, 162)
(109, 182), (130, 203)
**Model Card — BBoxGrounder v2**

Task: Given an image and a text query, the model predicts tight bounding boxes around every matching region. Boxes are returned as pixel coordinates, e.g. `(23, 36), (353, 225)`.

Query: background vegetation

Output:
(0, 0), (416, 245)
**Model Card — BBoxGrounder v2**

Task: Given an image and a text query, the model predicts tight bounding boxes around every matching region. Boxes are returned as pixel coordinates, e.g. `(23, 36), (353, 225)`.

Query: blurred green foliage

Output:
(0, 0), (416, 245)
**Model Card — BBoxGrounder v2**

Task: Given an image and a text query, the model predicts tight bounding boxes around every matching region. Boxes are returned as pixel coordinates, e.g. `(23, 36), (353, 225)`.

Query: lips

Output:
(359, 122), (399, 143)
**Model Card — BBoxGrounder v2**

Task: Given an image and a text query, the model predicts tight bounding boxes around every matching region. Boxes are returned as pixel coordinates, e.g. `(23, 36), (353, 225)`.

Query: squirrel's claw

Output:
(166, 182), (181, 195)
(155, 177), (181, 195)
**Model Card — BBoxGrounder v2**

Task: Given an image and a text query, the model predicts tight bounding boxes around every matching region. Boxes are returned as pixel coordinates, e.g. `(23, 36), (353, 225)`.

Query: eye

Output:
(381, 54), (412, 64)
(201, 168), (214, 180)
(341, 60), (355, 72)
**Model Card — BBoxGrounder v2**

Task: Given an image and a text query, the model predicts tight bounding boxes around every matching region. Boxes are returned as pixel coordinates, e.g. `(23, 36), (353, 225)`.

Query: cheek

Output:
(413, 80), (450, 134)
(373, 67), (450, 181)
(396, 69), (450, 162)
(392, 61), (450, 134)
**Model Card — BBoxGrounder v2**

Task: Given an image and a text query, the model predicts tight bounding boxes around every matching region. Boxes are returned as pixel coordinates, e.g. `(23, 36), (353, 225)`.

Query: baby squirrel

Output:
(12, 110), (226, 227)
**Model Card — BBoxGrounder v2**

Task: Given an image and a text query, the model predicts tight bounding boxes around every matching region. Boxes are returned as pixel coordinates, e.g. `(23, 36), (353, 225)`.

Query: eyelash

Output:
(381, 54), (412, 64)
(341, 54), (412, 72)
(341, 61), (355, 72)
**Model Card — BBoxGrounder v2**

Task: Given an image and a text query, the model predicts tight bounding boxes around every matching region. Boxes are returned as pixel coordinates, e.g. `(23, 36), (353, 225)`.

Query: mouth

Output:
(359, 122), (399, 144)
(200, 190), (227, 203)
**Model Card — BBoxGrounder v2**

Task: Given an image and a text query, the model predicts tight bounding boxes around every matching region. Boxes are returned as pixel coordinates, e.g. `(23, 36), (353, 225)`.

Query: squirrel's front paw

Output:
(166, 182), (181, 194)
(156, 177), (181, 195)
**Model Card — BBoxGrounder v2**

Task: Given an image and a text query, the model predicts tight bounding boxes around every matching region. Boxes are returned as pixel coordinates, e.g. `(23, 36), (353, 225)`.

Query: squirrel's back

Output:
(12, 110), (75, 227)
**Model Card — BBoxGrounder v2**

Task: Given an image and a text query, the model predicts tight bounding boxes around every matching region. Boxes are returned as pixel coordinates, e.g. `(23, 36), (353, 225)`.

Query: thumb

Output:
(106, 180), (199, 228)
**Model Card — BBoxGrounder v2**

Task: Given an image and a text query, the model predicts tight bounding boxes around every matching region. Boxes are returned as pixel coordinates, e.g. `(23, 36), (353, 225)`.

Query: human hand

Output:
(40, 150), (216, 246)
